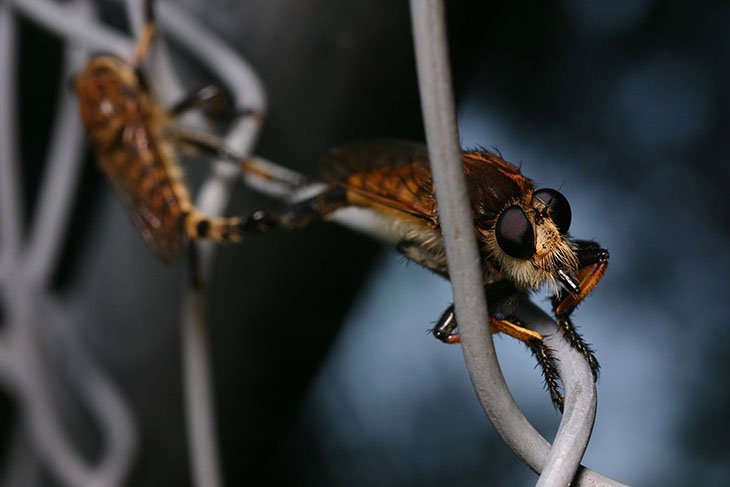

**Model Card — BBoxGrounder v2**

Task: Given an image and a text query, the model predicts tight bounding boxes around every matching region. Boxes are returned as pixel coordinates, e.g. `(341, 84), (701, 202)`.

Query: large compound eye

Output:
(495, 205), (535, 259)
(534, 188), (572, 234)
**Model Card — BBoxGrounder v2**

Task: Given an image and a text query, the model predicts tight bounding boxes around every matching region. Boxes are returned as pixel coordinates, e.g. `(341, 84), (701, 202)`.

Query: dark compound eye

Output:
(534, 188), (572, 234)
(495, 205), (535, 259)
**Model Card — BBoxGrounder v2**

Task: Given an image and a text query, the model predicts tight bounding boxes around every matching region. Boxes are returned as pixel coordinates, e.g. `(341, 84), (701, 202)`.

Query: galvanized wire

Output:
(409, 2), (627, 485)
(0, 1), (264, 486)
(0, 1), (138, 485)
(10, 0), (133, 55)
(155, 5), (266, 487)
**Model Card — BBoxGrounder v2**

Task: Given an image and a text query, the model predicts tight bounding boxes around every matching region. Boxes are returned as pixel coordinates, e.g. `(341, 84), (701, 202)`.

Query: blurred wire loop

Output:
(0, 0), (264, 486)
(1, 1), (136, 484)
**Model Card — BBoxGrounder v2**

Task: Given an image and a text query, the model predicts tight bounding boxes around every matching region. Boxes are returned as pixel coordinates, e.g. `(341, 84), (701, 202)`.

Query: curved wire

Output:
(235, 3), (626, 485)
(0, 1), (139, 485)
(409, 2), (627, 485)
(0, 0), (266, 485)
(157, 4), (266, 487)
(0, 4), (23, 265)
(9, 0), (133, 55)
(129, 1), (267, 485)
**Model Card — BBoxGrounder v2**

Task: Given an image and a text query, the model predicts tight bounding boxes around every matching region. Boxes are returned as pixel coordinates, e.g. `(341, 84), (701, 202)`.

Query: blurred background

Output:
(4, 0), (730, 485)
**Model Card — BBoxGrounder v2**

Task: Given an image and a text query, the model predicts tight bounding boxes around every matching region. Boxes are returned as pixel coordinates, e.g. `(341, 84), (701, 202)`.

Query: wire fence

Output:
(0, 1), (627, 485)
(0, 2), (136, 484)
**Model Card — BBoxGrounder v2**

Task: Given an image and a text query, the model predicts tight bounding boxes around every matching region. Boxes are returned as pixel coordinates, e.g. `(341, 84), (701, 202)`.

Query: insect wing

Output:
(322, 139), (438, 223)
(101, 166), (186, 263)
(322, 139), (533, 226)
(460, 151), (534, 222)
(95, 118), (187, 263)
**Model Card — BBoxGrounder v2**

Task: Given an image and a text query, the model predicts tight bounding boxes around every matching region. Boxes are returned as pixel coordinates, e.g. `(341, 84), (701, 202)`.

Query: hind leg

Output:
(169, 84), (262, 127)
(183, 186), (349, 240)
(244, 187), (349, 232)
(132, 0), (156, 66)
(433, 303), (564, 411)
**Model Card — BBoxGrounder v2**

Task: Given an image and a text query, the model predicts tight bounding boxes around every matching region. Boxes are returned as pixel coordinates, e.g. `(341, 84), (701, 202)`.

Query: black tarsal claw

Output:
(557, 269), (581, 295)
(432, 304), (456, 344)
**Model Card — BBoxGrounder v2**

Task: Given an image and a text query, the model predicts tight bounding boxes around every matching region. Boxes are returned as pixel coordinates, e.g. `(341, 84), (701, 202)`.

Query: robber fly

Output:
(74, 0), (254, 263)
(240, 139), (609, 410)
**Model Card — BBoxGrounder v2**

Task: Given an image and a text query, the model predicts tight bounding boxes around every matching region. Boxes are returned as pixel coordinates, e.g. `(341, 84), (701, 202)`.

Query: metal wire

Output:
(125, 3), (220, 486)
(0, 1), (265, 486)
(10, 0), (133, 55)
(155, 4), (266, 486)
(1, 1), (138, 485)
(409, 2), (627, 485)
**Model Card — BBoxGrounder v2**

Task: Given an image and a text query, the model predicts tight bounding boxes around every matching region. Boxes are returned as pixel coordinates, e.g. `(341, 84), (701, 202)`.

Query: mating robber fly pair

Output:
(74, 2), (608, 410)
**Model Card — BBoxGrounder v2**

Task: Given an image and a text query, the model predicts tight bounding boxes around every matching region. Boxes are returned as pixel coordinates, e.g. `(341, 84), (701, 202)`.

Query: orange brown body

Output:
(241, 139), (609, 409)
(321, 140), (592, 294)
(74, 41), (245, 263)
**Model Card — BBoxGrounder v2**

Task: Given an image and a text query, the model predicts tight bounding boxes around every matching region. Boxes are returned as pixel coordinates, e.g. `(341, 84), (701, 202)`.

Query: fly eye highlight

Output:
(534, 188), (571, 234)
(495, 205), (535, 259)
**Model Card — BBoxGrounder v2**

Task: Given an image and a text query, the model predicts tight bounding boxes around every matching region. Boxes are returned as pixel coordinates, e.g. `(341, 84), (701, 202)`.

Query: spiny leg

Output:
(132, 0), (156, 66)
(217, 183), (346, 236)
(170, 84), (226, 118)
(172, 130), (348, 237)
(527, 337), (564, 412)
(493, 316), (564, 412)
(432, 303), (564, 410)
(430, 280), (519, 343)
(169, 84), (262, 124)
(273, 186), (349, 229)
(554, 314), (598, 381)
(172, 129), (295, 218)
(171, 130), (311, 197)
(171, 129), (268, 177)
(552, 241), (609, 381)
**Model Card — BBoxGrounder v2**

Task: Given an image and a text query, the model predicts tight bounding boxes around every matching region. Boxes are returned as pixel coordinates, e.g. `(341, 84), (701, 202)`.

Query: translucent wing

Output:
(93, 111), (188, 263)
(460, 150), (534, 222)
(322, 138), (533, 225)
(322, 139), (438, 223)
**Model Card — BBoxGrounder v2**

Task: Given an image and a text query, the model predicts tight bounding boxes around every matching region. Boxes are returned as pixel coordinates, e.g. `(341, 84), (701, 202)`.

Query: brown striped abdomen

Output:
(76, 55), (243, 262)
